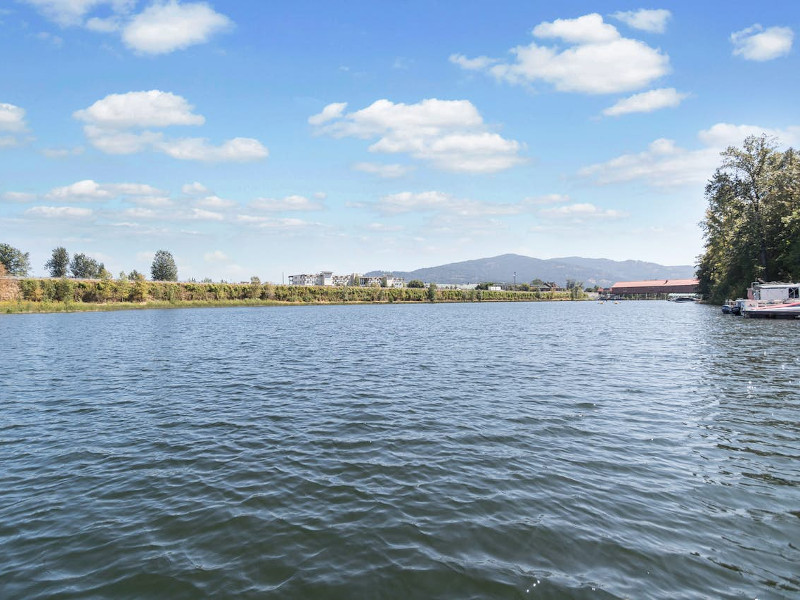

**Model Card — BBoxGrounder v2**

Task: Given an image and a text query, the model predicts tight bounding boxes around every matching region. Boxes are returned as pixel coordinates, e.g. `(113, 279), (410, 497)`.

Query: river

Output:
(1, 301), (798, 599)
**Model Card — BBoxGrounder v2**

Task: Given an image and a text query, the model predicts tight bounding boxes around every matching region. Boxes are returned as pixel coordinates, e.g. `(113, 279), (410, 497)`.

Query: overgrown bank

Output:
(1, 277), (575, 313)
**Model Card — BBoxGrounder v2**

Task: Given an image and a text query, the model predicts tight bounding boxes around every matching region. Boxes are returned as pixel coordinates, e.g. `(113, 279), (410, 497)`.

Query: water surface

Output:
(1, 301), (798, 598)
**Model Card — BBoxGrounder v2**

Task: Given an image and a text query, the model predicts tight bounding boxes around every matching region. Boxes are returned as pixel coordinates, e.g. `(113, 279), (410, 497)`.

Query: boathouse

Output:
(609, 279), (699, 297)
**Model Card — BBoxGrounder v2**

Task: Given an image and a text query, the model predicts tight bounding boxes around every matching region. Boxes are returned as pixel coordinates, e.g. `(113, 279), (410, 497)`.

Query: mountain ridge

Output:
(365, 253), (695, 288)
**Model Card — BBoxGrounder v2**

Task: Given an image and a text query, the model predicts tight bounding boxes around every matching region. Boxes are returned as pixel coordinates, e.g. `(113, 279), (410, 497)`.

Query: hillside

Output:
(366, 254), (694, 288)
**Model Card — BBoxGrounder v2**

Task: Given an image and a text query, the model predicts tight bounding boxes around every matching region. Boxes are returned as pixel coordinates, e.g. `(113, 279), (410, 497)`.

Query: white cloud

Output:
(250, 195), (324, 212)
(353, 162), (411, 178)
(43, 179), (165, 201)
(452, 13), (669, 94)
(21, 0), (133, 27)
(235, 215), (313, 229)
(533, 13), (620, 44)
(375, 191), (529, 217)
(190, 208), (224, 221)
(182, 181), (209, 195)
(540, 203), (626, 219)
(449, 54), (499, 70)
(603, 88), (688, 116)
(308, 102), (347, 125)
(85, 16), (121, 32)
(74, 90), (205, 128)
(22, 0), (230, 55)
(2, 192), (37, 202)
(122, 207), (158, 219)
(611, 9), (671, 34)
(74, 90), (268, 162)
(26, 205), (94, 218)
(580, 122), (800, 187)
(121, 1), (232, 54)
(157, 136), (268, 162)
(0, 103), (29, 147)
(195, 195), (235, 208)
(46, 179), (113, 201)
(731, 25), (793, 61)
(311, 98), (524, 173)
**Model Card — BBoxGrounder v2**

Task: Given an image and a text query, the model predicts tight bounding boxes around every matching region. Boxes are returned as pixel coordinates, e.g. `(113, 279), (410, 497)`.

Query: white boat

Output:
(741, 282), (800, 319)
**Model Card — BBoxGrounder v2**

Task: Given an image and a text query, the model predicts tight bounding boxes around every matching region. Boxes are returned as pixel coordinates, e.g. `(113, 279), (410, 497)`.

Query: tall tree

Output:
(151, 250), (178, 281)
(45, 247), (70, 277)
(0, 243), (30, 276)
(698, 135), (800, 302)
(69, 253), (103, 279)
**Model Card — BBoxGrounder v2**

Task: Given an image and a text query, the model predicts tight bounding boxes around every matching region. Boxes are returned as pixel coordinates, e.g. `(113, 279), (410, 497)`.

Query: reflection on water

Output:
(1, 301), (798, 599)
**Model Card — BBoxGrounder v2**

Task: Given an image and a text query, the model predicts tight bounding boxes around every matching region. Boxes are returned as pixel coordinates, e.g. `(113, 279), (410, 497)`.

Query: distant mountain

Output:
(365, 253), (695, 288)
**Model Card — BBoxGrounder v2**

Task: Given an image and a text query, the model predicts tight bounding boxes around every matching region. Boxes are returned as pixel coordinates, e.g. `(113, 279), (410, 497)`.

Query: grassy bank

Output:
(0, 278), (575, 314)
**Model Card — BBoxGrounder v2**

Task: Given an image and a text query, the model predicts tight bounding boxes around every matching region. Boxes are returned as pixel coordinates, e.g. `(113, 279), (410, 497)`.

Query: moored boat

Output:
(741, 282), (800, 319)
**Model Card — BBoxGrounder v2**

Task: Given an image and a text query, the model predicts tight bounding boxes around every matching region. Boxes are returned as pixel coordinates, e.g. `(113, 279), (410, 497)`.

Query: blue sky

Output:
(1, 1), (798, 281)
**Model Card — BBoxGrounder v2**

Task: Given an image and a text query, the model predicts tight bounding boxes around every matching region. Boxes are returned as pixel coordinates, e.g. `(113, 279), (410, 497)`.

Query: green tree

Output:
(151, 250), (178, 281)
(427, 282), (437, 302)
(697, 135), (799, 302)
(407, 279), (425, 288)
(0, 243), (30, 276)
(45, 247), (70, 278)
(69, 253), (103, 279)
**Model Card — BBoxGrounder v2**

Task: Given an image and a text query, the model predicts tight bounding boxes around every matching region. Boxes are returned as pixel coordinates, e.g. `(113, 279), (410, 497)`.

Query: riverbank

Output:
(1, 278), (578, 313)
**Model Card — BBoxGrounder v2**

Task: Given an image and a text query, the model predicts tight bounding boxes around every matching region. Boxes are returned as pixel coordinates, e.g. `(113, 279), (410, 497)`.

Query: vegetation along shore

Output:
(0, 274), (578, 314)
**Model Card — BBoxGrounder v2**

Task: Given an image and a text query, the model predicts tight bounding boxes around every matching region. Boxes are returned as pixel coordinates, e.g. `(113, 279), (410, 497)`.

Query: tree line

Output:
(0, 245), (178, 282)
(697, 135), (800, 303)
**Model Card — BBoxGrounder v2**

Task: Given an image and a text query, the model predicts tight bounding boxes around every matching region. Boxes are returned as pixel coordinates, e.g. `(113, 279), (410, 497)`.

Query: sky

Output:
(1, 1), (798, 282)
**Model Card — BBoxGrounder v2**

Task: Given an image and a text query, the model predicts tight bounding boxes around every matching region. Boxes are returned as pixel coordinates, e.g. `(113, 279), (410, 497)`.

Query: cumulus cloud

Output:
(580, 122), (800, 187)
(122, 1), (232, 55)
(43, 179), (165, 201)
(182, 181), (209, 195)
(307, 102), (347, 126)
(310, 98), (524, 173)
(451, 13), (669, 94)
(74, 90), (205, 128)
(731, 25), (793, 61)
(249, 195), (324, 212)
(611, 9), (671, 33)
(353, 162), (411, 178)
(26, 205), (94, 218)
(603, 88), (688, 116)
(0, 103), (29, 147)
(74, 90), (268, 162)
(22, 0), (231, 55)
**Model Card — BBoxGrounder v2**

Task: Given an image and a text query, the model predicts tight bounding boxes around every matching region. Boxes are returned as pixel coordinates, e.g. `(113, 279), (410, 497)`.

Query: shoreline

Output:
(1, 295), (579, 315)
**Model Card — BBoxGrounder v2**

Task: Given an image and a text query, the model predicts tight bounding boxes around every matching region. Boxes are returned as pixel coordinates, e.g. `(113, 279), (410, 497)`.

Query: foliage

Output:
(566, 279), (585, 300)
(151, 250), (178, 281)
(0, 243), (31, 276)
(45, 247), (70, 278)
(69, 253), (104, 279)
(0, 263), (21, 301)
(697, 135), (800, 303)
(427, 282), (437, 302)
(407, 279), (425, 288)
